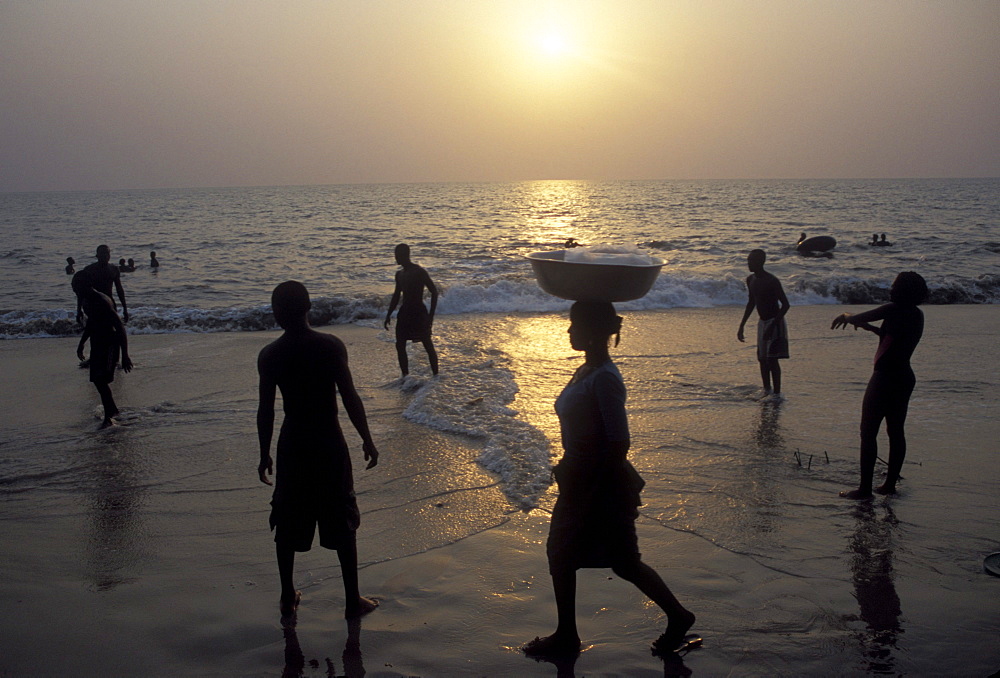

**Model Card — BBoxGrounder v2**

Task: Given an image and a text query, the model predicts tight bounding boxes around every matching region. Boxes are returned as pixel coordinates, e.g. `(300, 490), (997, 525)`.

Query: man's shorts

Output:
(270, 497), (360, 552)
(757, 317), (789, 360)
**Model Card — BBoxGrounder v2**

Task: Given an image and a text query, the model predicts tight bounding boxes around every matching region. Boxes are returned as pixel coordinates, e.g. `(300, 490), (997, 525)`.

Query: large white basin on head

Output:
(526, 249), (664, 302)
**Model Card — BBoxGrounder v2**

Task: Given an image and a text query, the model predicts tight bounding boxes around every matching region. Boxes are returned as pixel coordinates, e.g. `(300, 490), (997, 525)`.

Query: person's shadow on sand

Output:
(281, 617), (365, 678)
(848, 502), (903, 674)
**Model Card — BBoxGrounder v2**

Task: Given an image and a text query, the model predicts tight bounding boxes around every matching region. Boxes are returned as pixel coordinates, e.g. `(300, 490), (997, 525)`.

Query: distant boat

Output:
(796, 232), (837, 253)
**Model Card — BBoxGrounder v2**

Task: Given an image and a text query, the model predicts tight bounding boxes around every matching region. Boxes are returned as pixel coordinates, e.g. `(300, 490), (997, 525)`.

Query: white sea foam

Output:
(9, 270), (999, 339)
(435, 279), (567, 315)
(399, 343), (552, 510)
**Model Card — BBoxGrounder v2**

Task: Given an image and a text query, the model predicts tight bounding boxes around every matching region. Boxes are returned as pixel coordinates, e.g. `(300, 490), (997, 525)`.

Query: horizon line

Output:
(4, 175), (999, 196)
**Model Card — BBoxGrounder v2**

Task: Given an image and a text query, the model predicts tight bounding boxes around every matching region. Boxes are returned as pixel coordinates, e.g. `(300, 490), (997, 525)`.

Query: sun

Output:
(537, 30), (570, 56)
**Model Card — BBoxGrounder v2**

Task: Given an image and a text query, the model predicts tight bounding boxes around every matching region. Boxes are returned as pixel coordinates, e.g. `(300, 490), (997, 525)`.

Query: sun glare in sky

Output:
(1, 1), (997, 191)
(538, 30), (569, 56)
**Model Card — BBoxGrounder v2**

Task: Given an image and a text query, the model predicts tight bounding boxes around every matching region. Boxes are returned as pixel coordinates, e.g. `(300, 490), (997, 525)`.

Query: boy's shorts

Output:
(270, 498), (359, 552)
(757, 317), (789, 360)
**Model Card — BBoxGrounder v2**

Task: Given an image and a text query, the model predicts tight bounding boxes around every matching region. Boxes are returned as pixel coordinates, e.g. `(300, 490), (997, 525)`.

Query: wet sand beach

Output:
(1, 305), (998, 676)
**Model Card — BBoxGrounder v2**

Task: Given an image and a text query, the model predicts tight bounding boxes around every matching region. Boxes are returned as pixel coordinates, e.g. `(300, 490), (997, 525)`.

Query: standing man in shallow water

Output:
(257, 281), (380, 619)
(737, 249), (790, 398)
(383, 243), (439, 377)
(77, 245), (129, 325)
(72, 271), (133, 427)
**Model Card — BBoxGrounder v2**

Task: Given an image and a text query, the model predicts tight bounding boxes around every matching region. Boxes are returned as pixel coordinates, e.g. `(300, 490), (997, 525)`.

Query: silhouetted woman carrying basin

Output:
(524, 301), (695, 658)
(832, 272), (927, 499)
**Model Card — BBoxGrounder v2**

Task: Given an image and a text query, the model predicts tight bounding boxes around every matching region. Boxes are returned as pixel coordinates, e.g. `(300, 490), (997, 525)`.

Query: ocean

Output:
(2, 179), (998, 338)
(1, 180), (998, 675)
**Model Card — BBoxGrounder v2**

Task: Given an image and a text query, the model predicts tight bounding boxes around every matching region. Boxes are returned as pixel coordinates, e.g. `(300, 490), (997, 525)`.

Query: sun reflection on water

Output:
(517, 180), (599, 247)
(487, 313), (579, 451)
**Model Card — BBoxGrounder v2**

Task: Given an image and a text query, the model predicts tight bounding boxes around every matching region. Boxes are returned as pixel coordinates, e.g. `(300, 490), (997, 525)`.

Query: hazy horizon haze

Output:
(2, 0), (998, 193)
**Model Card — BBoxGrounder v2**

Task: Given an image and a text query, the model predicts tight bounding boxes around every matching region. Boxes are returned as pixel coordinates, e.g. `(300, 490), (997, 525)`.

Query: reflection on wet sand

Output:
(525, 641), (697, 678)
(281, 617), (365, 678)
(85, 427), (149, 591)
(849, 503), (902, 674)
(726, 400), (787, 547)
(525, 645), (694, 678)
(661, 652), (694, 677)
(751, 400), (784, 453)
(527, 650), (578, 678)
(490, 313), (575, 443)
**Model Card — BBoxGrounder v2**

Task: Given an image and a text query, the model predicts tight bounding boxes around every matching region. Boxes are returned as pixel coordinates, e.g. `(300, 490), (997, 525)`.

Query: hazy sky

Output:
(2, 0), (998, 192)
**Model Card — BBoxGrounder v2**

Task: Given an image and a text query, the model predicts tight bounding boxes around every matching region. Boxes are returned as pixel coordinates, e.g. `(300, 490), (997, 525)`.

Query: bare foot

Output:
(874, 483), (897, 495)
(280, 590), (301, 617)
(839, 488), (873, 500)
(523, 633), (581, 658)
(652, 609), (696, 655)
(99, 418), (117, 429)
(345, 596), (378, 619)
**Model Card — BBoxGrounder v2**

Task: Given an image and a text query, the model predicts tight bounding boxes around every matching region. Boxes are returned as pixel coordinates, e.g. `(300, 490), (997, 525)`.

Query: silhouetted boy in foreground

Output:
(383, 243), (439, 377)
(737, 249), (790, 397)
(257, 281), (380, 619)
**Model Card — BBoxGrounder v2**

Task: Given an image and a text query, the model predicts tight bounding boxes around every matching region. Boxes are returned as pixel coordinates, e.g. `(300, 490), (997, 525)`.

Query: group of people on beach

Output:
(242, 243), (689, 656)
(68, 246), (161, 427)
(253, 264), (699, 658)
(69, 238), (928, 662)
(734, 248), (927, 500)
(254, 246), (928, 663)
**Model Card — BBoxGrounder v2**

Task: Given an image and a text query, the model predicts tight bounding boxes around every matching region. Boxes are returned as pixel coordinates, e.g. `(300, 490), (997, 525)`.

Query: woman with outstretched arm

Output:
(831, 272), (928, 499)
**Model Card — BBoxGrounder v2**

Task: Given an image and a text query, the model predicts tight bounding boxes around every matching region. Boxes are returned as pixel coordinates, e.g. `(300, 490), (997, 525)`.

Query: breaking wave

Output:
(3, 272), (997, 339)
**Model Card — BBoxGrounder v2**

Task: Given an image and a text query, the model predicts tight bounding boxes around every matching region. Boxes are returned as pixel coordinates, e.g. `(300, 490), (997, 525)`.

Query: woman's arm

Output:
(831, 303), (894, 332)
(593, 370), (631, 461)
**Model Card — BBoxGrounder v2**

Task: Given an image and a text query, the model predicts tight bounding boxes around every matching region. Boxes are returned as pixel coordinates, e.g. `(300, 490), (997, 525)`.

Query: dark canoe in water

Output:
(796, 235), (837, 253)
